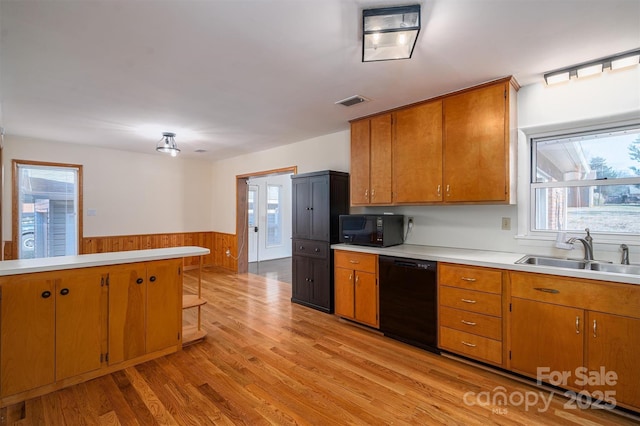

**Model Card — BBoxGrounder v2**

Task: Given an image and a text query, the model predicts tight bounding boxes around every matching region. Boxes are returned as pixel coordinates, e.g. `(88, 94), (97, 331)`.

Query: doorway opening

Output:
(235, 166), (296, 274)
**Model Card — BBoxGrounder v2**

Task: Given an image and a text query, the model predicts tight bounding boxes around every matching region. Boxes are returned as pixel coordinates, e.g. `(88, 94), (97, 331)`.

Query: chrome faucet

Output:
(621, 244), (630, 265)
(566, 228), (594, 261)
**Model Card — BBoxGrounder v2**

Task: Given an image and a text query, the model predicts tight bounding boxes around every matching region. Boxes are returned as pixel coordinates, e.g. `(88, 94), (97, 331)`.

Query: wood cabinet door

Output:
(334, 268), (355, 319)
(55, 269), (105, 381)
(309, 258), (330, 310)
(146, 259), (182, 353)
(443, 82), (507, 202)
(0, 275), (55, 396)
(355, 271), (378, 328)
(587, 312), (640, 411)
(510, 298), (584, 389)
(292, 177), (310, 239)
(350, 119), (371, 205)
(393, 101), (443, 203)
(292, 255), (312, 303)
(108, 263), (146, 364)
(369, 114), (392, 204)
(309, 174), (329, 241)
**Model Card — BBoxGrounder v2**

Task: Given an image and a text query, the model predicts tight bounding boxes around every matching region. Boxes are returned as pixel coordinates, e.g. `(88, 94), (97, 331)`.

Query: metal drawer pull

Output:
(349, 260), (360, 264)
(534, 287), (560, 294)
(576, 316), (580, 334)
(461, 341), (476, 348)
(593, 319), (597, 338)
(461, 320), (477, 326)
(461, 277), (477, 282)
(461, 298), (477, 304)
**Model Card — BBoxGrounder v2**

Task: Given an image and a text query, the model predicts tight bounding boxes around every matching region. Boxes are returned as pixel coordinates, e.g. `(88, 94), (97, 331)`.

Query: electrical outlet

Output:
(501, 217), (511, 230)
(225, 249), (231, 257)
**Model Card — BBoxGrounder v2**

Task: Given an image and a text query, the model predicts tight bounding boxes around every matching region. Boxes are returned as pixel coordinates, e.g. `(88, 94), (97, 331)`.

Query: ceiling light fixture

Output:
(156, 132), (180, 157)
(362, 5), (421, 62)
(544, 48), (640, 85)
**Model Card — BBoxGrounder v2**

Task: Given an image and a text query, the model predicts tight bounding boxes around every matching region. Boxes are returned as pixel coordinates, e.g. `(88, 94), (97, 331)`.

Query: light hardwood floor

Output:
(2, 266), (638, 425)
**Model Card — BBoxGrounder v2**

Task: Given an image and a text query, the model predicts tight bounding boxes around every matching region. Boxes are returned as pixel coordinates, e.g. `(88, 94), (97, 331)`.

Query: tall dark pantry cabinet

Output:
(291, 170), (349, 313)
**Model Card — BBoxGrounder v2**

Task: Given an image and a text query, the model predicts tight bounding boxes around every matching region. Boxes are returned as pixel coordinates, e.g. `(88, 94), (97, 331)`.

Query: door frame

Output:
(236, 166), (297, 274)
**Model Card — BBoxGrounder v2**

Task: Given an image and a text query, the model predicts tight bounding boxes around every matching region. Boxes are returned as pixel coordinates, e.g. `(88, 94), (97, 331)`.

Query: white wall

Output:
(3, 136), (213, 239)
(210, 130), (350, 233)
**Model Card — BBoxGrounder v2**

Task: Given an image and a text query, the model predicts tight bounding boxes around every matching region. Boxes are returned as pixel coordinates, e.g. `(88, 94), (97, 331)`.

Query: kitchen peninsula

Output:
(0, 246), (209, 408)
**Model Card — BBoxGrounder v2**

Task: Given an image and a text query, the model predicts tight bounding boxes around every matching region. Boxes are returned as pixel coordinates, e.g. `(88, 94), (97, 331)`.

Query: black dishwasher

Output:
(379, 256), (439, 354)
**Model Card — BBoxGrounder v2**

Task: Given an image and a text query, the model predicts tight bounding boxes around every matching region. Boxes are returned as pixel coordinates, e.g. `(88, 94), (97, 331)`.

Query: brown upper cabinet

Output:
(350, 114), (392, 205)
(349, 77), (518, 206)
(393, 100), (443, 203)
(443, 79), (517, 203)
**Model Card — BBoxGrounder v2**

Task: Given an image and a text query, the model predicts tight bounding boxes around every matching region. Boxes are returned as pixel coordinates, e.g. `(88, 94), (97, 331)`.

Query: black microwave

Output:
(339, 214), (404, 247)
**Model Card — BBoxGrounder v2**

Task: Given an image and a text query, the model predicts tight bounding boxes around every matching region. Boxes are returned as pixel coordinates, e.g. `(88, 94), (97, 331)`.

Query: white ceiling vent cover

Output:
(335, 95), (369, 107)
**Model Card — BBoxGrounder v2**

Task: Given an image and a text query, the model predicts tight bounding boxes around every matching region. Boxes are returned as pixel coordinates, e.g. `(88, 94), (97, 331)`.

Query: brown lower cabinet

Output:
(0, 258), (182, 406)
(334, 250), (379, 328)
(509, 271), (640, 412)
(437, 263), (505, 367)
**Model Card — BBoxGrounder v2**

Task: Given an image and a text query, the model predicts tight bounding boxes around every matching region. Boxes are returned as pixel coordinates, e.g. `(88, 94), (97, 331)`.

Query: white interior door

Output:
(248, 185), (259, 263)
(247, 174), (292, 262)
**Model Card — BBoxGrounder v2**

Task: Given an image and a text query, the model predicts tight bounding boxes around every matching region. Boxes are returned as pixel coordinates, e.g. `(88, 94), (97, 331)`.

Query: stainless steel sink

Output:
(515, 255), (588, 269)
(588, 262), (640, 275)
(516, 255), (640, 276)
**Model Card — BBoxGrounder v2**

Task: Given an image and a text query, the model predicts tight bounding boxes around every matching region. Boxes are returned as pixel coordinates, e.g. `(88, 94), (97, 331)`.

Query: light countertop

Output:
(0, 246), (210, 276)
(332, 243), (640, 286)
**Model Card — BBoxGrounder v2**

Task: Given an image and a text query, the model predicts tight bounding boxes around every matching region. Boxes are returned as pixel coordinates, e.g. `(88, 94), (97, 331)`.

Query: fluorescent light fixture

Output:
(543, 48), (640, 86)
(363, 5), (421, 62)
(611, 54), (640, 70)
(545, 71), (571, 85)
(576, 63), (603, 78)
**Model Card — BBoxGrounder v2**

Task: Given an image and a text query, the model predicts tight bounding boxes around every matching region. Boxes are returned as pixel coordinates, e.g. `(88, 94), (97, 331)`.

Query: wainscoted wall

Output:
(3, 231), (239, 272)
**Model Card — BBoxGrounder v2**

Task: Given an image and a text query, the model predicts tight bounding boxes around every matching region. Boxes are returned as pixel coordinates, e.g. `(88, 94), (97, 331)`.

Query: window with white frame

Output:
(531, 124), (640, 235)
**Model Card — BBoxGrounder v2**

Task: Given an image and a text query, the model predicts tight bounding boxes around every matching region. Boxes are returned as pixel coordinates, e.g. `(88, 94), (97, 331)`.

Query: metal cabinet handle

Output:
(149, 276), (157, 282)
(593, 319), (597, 338)
(349, 260), (360, 264)
(136, 278), (144, 284)
(60, 288), (70, 296)
(314, 248), (320, 252)
(371, 189), (375, 199)
(437, 184), (441, 196)
(461, 277), (477, 282)
(461, 298), (477, 304)
(576, 316), (580, 334)
(461, 320), (477, 326)
(534, 287), (560, 294)
(41, 291), (52, 299)
(446, 185), (451, 197)
(364, 189), (368, 200)
(299, 246), (304, 250)
(461, 341), (476, 348)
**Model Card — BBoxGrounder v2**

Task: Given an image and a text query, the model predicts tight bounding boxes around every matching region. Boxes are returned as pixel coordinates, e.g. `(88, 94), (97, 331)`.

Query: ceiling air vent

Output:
(335, 95), (369, 107)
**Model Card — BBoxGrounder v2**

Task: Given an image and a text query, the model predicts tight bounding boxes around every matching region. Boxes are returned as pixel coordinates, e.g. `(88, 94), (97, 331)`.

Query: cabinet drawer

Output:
(439, 286), (502, 317)
(439, 326), (502, 365)
(439, 264), (502, 294)
(292, 239), (328, 259)
(439, 306), (502, 340)
(334, 250), (377, 273)
(510, 272), (640, 319)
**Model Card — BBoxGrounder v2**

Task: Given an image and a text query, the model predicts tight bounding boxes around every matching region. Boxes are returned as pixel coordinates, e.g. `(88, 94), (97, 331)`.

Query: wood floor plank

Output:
(3, 266), (639, 425)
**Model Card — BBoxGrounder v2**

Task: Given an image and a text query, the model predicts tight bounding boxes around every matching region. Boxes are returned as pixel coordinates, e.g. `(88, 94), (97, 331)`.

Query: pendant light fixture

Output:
(156, 132), (180, 157)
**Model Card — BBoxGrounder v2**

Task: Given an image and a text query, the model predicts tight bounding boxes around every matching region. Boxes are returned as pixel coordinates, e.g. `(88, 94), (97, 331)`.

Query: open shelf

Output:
(182, 255), (206, 347)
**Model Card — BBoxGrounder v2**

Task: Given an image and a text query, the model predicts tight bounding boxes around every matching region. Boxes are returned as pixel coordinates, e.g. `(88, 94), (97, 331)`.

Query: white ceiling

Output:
(1, 0), (639, 160)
